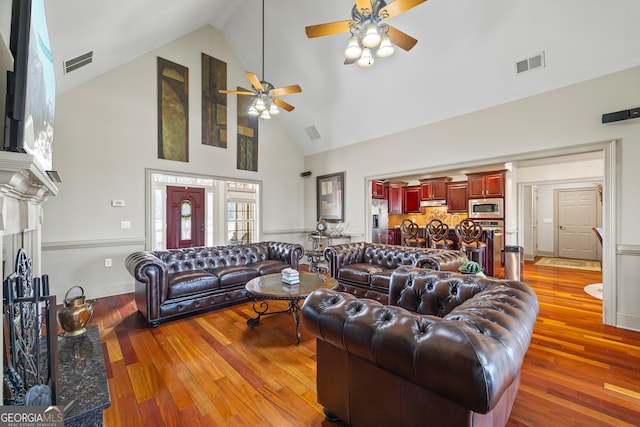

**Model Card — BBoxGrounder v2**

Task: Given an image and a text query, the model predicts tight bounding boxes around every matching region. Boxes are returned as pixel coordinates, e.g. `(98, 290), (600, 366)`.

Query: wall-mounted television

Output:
(3, 0), (55, 171)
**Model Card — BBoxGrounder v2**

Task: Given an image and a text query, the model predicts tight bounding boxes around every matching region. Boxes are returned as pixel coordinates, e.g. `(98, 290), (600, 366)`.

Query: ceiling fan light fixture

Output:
(248, 105), (259, 116)
(254, 97), (267, 112)
(344, 35), (363, 59)
(362, 23), (381, 48)
(357, 48), (375, 67)
(260, 110), (272, 120)
(268, 103), (280, 115)
(376, 35), (395, 58)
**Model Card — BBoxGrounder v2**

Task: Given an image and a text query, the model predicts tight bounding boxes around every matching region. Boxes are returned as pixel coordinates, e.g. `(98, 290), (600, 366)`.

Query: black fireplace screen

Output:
(3, 249), (59, 405)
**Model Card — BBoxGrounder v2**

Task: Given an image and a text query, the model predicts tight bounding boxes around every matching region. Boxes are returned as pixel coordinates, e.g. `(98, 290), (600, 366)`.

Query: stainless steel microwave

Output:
(468, 198), (504, 219)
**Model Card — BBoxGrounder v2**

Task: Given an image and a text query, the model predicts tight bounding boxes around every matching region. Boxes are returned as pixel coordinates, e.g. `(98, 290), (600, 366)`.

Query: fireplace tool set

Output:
(2, 249), (59, 406)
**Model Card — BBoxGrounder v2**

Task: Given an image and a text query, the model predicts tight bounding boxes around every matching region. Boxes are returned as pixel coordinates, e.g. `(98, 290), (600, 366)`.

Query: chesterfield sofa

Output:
(302, 268), (539, 427)
(324, 242), (466, 303)
(125, 241), (304, 327)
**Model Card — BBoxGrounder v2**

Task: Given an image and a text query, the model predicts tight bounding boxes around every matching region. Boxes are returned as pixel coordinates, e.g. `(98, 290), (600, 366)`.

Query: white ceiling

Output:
(43, 0), (640, 156)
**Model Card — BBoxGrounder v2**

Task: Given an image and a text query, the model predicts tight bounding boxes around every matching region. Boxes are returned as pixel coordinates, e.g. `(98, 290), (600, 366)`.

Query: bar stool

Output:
(426, 219), (454, 249)
(455, 219), (487, 269)
(400, 219), (426, 247)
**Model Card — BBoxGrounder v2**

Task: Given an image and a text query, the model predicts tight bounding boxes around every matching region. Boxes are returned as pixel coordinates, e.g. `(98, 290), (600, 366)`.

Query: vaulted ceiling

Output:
(43, 0), (640, 156)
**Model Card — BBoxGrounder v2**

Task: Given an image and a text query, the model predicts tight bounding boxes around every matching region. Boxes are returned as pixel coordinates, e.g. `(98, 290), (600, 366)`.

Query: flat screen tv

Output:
(3, 0), (55, 171)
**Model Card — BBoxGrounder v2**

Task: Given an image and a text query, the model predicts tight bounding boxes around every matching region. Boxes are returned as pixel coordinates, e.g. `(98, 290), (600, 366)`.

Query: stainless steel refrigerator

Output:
(371, 199), (389, 244)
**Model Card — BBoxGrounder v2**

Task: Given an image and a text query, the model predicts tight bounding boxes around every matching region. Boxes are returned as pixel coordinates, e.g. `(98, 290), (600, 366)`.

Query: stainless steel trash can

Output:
(504, 246), (524, 281)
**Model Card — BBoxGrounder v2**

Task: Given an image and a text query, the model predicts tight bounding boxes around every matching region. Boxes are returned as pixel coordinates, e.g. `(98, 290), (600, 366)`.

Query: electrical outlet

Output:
(120, 221), (131, 229)
(104, 258), (112, 267)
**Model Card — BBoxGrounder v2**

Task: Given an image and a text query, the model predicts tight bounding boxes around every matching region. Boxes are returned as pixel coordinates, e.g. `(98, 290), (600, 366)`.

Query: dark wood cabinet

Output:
(372, 180), (386, 199)
(420, 177), (450, 200)
(388, 182), (405, 214)
(467, 171), (505, 198)
(403, 186), (421, 213)
(388, 228), (401, 245)
(447, 181), (468, 212)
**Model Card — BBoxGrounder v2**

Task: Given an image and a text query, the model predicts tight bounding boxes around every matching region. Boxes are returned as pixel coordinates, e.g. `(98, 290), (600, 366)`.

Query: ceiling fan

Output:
(305, 0), (427, 67)
(220, 0), (301, 119)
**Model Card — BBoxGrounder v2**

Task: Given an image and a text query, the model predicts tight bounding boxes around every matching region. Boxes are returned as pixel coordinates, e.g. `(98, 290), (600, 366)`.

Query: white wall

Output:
(304, 66), (640, 331)
(40, 26), (306, 302)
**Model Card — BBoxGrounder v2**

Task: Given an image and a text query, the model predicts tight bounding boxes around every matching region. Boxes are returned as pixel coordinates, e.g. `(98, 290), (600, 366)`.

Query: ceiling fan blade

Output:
(386, 25), (418, 51)
(305, 20), (354, 38)
(380, 0), (427, 20)
(219, 89), (255, 95)
(270, 84), (302, 97)
(273, 97), (295, 112)
(245, 71), (264, 92)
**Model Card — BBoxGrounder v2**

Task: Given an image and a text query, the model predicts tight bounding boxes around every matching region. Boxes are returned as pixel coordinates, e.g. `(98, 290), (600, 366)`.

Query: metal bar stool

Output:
(426, 219), (454, 249)
(455, 219), (487, 270)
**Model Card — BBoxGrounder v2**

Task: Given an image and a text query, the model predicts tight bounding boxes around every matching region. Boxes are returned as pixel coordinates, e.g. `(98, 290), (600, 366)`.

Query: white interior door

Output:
(557, 189), (598, 260)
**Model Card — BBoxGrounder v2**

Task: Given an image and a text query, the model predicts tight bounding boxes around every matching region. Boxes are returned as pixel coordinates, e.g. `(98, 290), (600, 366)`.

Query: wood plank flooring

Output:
(88, 260), (640, 426)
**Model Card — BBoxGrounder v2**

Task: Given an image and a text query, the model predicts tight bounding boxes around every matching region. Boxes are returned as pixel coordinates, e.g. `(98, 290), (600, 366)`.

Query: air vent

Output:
(64, 51), (93, 74)
(515, 51), (545, 74)
(305, 125), (321, 141)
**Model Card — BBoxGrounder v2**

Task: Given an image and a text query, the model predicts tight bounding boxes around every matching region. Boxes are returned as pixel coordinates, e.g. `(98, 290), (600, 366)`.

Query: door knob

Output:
(559, 225), (565, 230)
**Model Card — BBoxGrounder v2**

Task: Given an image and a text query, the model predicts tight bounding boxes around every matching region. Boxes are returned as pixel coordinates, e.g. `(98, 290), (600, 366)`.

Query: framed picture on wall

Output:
(317, 172), (344, 222)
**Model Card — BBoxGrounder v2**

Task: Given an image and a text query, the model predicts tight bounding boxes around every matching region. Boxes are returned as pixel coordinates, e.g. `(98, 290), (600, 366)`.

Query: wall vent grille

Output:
(516, 51), (545, 74)
(64, 51), (93, 74)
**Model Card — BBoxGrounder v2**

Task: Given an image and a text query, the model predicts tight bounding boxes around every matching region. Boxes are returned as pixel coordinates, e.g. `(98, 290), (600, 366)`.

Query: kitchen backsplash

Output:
(389, 207), (468, 228)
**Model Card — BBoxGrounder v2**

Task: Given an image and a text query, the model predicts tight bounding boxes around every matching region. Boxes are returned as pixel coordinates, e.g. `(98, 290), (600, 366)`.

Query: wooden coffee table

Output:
(245, 272), (337, 344)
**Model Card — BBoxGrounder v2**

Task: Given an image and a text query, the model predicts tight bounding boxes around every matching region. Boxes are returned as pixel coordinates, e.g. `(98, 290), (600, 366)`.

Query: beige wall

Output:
(40, 26), (307, 301)
(304, 66), (640, 331)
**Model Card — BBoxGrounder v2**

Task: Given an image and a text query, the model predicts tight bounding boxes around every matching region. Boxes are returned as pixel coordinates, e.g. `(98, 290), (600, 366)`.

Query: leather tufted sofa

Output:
(302, 268), (539, 427)
(324, 242), (466, 303)
(126, 241), (304, 327)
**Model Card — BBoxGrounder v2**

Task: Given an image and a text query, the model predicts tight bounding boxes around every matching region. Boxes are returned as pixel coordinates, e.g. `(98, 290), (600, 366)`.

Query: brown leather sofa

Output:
(125, 241), (304, 327)
(302, 268), (539, 427)
(324, 242), (466, 303)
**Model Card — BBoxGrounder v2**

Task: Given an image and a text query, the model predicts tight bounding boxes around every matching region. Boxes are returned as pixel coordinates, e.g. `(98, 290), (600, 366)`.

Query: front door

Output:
(167, 186), (205, 249)
(557, 189), (598, 260)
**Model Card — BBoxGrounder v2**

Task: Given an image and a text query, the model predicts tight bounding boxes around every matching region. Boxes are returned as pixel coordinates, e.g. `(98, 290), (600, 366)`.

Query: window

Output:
(226, 183), (258, 244)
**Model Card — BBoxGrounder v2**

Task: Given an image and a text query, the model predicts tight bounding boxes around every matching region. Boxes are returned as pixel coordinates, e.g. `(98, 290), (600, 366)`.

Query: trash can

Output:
(504, 246), (524, 281)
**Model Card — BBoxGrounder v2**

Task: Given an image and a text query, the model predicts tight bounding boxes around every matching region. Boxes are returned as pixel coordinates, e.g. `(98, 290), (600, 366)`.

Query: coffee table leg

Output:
(290, 299), (301, 344)
(247, 299), (269, 329)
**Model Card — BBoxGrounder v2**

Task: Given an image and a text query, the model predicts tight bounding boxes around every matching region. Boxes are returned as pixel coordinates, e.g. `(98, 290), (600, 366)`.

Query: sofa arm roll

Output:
(267, 241), (304, 269)
(415, 249), (466, 270)
(324, 243), (366, 278)
(125, 251), (169, 323)
(302, 286), (538, 414)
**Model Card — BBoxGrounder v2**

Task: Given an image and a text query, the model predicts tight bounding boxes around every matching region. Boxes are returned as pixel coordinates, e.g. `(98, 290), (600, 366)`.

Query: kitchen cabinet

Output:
(467, 171), (505, 198)
(420, 177), (450, 200)
(403, 186), (421, 213)
(447, 181), (468, 212)
(388, 228), (401, 245)
(371, 180), (386, 199)
(388, 182), (406, 214)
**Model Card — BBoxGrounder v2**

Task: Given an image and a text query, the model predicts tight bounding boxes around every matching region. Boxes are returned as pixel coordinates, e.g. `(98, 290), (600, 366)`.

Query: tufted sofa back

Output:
(324, 242), (464, 278)
(152, 241), (302, 273)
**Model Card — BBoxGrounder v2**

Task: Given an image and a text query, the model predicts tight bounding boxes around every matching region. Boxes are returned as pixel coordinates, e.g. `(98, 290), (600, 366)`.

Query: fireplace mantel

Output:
(0, 150), (58, 278)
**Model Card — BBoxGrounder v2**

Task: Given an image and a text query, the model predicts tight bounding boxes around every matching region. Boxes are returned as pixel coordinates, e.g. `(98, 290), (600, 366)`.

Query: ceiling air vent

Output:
(64, 51), (93, 74)
(516, 51), (545, 74)
(305, 125), (321, 141)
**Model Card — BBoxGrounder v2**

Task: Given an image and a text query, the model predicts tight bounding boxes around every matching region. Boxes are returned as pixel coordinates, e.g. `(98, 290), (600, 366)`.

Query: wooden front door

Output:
(167, 186), (205, 249)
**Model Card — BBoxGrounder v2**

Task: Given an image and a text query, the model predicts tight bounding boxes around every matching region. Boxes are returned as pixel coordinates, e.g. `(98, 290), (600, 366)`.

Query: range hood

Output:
(420, 200), (447, 207)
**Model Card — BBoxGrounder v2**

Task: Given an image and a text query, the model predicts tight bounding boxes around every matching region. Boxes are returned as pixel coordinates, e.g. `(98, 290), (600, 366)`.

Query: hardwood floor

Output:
(89, 260), (640, 426)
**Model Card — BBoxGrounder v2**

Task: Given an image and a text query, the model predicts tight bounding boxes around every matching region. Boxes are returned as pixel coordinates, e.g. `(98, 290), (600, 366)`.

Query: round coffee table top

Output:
(245, 272), (337, 300)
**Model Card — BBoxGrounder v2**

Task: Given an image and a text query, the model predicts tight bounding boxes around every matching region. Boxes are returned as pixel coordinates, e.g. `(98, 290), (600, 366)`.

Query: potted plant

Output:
(458, 258), (483, 275)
